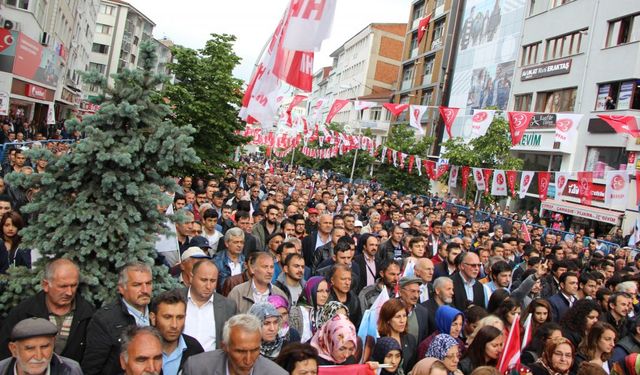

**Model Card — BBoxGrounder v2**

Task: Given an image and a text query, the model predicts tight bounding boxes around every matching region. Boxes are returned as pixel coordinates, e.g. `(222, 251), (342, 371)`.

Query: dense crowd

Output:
(0, 157), (639, 375)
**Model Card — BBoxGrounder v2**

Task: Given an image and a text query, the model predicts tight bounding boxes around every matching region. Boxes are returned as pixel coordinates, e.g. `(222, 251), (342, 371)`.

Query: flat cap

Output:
(11, 317), (58, 341)
(399, 276), (423, 288)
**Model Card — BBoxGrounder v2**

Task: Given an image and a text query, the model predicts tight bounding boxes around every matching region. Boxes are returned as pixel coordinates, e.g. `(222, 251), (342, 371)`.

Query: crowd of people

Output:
(0, 156), (639, 375)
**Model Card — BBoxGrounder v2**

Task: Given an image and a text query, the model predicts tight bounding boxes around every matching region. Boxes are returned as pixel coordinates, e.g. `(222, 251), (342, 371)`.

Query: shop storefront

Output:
(9, 78), (55, 132)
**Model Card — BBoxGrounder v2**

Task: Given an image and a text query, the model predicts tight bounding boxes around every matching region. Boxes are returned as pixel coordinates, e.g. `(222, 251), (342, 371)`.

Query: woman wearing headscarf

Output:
(316, 300), (350, 331)
(370, 337), (404, 375)
(425, 334), (464, 375)
(418, 305), (466, 360)
(248, 302), (286, 360)
(528, 337), (575, 375)
(411, 358), (448, 375)
(268, 295), (301, 344)
(292, 275), (330, 342)
(310, 313), (358, 366)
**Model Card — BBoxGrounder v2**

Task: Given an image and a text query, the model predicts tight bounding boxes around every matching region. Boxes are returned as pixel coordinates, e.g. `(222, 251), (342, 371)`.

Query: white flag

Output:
(491, 170), (507, 196)
(472, 168), (486, 192)
(554, 172), (571, 199)
(604, 170), (628, 210)
(409, 105), (428, 134)
(448, 166), (459, 188)
(47, 104), (56, 125)
(470, 109), (495, 139)
(282, 0), (337, 52)
(518, 171), (535, 199)
(555, 114), (583, 153)
(354, 100), (377, 111)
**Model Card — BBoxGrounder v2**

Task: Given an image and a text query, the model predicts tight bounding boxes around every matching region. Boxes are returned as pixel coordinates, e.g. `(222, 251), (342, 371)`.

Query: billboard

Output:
(447, 0), (526, 139)
(13, 32), (61, 88)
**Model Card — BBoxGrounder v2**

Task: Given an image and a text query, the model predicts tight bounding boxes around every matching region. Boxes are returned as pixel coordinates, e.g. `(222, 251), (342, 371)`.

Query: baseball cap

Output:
(181, 247), (211, 262)
(354, 220), (363, 228)
(189, 236), (211, 249)
(307, 208), (319, 215)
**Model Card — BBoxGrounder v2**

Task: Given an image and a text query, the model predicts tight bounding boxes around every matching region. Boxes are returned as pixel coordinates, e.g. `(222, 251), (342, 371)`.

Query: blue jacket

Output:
(213, 251), (245, 293)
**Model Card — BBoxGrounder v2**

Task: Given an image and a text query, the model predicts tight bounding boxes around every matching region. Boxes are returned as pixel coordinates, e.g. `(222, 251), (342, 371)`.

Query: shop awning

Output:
(541, 199), (623, 225)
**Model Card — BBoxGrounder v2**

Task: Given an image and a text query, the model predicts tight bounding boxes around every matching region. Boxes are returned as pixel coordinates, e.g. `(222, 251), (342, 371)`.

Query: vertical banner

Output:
(470, 109), (495, 139)
(604, 170), (628, 210)
(47, 103), (56, 125)
(505, 170), (517, 197)
(325, 99), (350, 124)
(491, 170), (507, 196)
(577, 171), (594, 205)
(538, 172), (550, 201)
(425, 160), (436, 180)
(518, 171), (535, 199)
(508, 111), (535, 146)
(448, 166), (459, 188)
(554, 172), (571, 199)
(439, 106), (460, 138)
(554, 114), (583, 153)
(408, 155), (415, 173)
(461, 166), (470, 191)
(482, 169), (493, 194)
(434, 163), (449, 179)
(409, 105), (428, 134)
(472, 168), (486, 192)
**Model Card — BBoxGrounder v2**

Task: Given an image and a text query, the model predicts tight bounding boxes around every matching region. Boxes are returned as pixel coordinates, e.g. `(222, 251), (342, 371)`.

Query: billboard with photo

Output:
(12, 32), (61, 88)
(447, 0), (526, 140)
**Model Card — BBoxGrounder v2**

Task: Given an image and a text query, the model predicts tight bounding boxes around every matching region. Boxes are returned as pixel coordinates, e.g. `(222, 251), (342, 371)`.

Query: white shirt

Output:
(251, 280), (270, 304)
(184, 289), (216, 351)
(228, 259), (242, 276)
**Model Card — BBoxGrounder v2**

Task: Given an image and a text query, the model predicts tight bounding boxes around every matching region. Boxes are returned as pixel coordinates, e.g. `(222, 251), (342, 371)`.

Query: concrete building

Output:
(509, 0), (640, 233)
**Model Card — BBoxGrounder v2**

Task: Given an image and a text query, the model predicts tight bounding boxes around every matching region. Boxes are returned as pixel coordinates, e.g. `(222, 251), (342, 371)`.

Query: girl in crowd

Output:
(528, 337), (575, 375)
(559, 299), (602, 348)
(458, 326), (504, 375)
(418, 305), (466, 359)
(575, 322), (617, 374)
(274, 343), (319, 375)
(521, 322), (563, 365)
(494, 298), (521, 335)
(310, 314), (358, 366)
(293, 275), (330, 342)
(521, 299), (553, 338)
(424, 334), (464, 375)
(0, 211), (29, 274)
(466, 315), (504, 345)
(370, 337), (404, 375)
(268, 295), (301, 344)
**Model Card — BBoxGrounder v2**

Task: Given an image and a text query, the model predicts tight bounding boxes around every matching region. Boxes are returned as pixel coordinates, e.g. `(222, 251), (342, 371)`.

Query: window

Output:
(91, 43), (109, 54)
(594, 80), (640, 110)
(100, 4), (115, 15)
(401, 64), (415, 91)
(535, 88), (577, 112)
(421, 89), (433, 106)
(5, 0), (29, 9)
(545, 30), (586, 60)
(95, 23), (111, 34)
(89, 62), (106, 73)
(370, 107), (382, 121)
(584, 147), (627, 177)
(606, 14), (640, 47)
(432, 20), (445, 48)
(409, 33), (419, 58)
(551, 0), (575, 8)
(423, 56), (435, 84)
(529, 0), (547, 16)
(133, 36), (139, 46)
(130, 54), (136, 63)
(521, 42), (541, 66)
(412, 2), (425, 28)
(514, 94), (533, 111)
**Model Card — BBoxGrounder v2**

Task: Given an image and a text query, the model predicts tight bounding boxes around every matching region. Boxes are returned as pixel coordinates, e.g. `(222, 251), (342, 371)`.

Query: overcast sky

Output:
(128, 0), (413, 82)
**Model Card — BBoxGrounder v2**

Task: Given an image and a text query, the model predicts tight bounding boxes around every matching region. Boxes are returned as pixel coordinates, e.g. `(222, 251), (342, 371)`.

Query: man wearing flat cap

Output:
(398, 276), (431, 344)
(0, 317), (83, 375)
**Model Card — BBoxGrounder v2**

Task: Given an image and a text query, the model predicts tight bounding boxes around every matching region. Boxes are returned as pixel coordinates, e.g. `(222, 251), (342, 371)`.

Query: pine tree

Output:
(0, 41), (199, 314)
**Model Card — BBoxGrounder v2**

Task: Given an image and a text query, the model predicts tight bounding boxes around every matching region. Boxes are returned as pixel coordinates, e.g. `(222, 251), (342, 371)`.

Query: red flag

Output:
(505, 170), (517, 197)
(325, 99), (350, 124)
(508, 111), (535, 146)
(497, 314), (522, 374)
(383, 103), (410, 116)
(482, 169), (493, 194)
(408, 155), (415, 173)
(286, 94), (307, 125)
(417, 15), (432, 44)
(597, 115), (640, 137)
(319, 364), (375, 375)
(439, 107), (460, 138)
(387, 148), (393, 164)
(461, 166), (470, 190)
(522, 224), (532, 244)
(577, 171), (593, 205)
(538, 172), (550, 201)
(434, 163), (449, 179)
(425, 160), (436, 180)
(522, 313), (533, 349)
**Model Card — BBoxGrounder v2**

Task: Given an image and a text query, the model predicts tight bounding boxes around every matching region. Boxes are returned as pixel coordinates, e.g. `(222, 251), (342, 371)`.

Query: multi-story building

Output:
(508, 0), (640, 233)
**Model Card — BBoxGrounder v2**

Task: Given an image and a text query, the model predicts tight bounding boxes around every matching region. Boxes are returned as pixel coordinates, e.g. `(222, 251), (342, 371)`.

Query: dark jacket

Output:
(180, 334), (205, 370)
(0, 354), (83, 375)
(548, 292), (572, 322)
(377, 239), (404, 263)
(411, 303), (431, 345)
(611, 334), (640, 363)
(0, 291), (95, 362)
(451, 272), (486, 311)
(353, 254), (380, 292)
(329, 289), (362, 327)
(0, 241), (31, 274)
(81, 298), (137, 375)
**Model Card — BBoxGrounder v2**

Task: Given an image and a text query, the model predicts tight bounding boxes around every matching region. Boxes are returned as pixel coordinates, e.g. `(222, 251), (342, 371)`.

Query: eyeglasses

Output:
(444, 352), (461, 360)
(552, 351), (572, 359)
(463, 263), (482, 268)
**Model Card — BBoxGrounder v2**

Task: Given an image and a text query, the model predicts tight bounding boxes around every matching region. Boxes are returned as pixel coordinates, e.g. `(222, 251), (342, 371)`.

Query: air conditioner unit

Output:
(40, 32), (50, 46)
(3, 20), (20, 31)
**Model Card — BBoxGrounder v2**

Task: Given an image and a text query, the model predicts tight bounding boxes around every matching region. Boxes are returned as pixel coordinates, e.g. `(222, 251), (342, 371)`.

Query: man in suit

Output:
(182, 314), (287, 375)
(180, 260), (237, 351)
(426, 221), (443, 259)
(451, 252), (487, 311)
(434, 242), (462, 279)
(150, 290), (203, 374)
(398, 277), (431, 344)
(548, 271), (579, 322)
(301, 213), (333, 271)
(353, 234), (381, 291)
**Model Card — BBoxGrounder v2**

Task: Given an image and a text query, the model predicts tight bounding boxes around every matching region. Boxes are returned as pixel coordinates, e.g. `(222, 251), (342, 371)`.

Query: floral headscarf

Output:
(537, 337), (575, 375)
(248, 302), (283, 360)
(310, 313), (357, 362)
(425, 334), (459, 361)
(316, 300), (349, 331)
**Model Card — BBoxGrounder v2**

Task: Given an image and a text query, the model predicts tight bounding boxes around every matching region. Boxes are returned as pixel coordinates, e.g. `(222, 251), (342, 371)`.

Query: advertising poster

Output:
(595, 84), (610, 111)
(447, 0), (526, 140)
(12, 32), (61, 87)
(617, 81), (635, 110)
(0, 29), (18, 74)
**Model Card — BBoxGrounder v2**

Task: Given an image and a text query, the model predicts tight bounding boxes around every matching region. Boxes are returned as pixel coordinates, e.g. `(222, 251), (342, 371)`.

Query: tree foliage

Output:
(0, 41), (199, 315)
(164, 34), (247, 175)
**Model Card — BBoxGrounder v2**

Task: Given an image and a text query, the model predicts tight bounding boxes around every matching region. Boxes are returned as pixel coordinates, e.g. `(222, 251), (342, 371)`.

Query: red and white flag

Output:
(577, 171), (593, 205)
(604, 170), (628, 210)
(508, 111), (534, 146)
(472, 168), (486, 192)
(461, 166), (470, 191)
(518, 171), (535, 199)
(417, 15), (432, 44)
(325, 99), (350, 124)
(522, 224), (532, 244)
(497, 313), (522, 374)
(521, 313), (533, 349)
(410, 105), (428, 134)
(538, 172), (550, 201)
(448, 166), (459, 188)
(491, 170), (507, 196)
(439, 106), (460, 139)
(554, 114), (583, 153)
(597, 115), (640, 137)
(282, 0), (337, 51)
(286, 94), (307, 125)
(470, 109), (495, 139)
(483, 169), (493, 194)
(505, 170), (517, 197)
(555, 172), (571, 199)
(354, 100), (376, 111)
(383, 103), (410, 116)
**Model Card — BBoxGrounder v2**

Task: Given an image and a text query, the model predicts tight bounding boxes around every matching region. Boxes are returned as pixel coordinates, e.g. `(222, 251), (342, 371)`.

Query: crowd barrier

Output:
(0, 140), (75, 165)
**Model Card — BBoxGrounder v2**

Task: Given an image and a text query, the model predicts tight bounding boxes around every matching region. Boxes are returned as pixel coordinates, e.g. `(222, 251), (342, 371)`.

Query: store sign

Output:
(541, 200), (622, 225)
(61, 88), (78, 104)
(512, 131), (557, 151)
(25, 84), (47, 100)
(563, 180), (605, 202)
(521, 59), (572, 81)
(519, 133), (541, 146)
(529, 113), (556, 129)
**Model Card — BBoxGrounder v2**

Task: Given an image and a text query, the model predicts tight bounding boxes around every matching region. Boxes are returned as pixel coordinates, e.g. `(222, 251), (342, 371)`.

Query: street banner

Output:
(597, 115), (640, 137)
(410, 105), (428, 134)
(448, 166), (459, 188)
(472, 168), (486, 192)
(577, 171), (593, 205)
(491, 170), (507, 196)
(383, 103), (409, 116)
(482, 169), (493, 194)
(461, 166), (470, 191)
(538, 172), (550, 201)
(505, 170), (517, 197)
(554, 172), (571, 199)
(354, 100), (376, 111)
(518, 171), (535, 198)
(554, 113), (583, 152)
(508, 111), (535, 146)
(440, 106), (460, 138)
(604, 170), (628, 210)
(470, 109), (495, 139)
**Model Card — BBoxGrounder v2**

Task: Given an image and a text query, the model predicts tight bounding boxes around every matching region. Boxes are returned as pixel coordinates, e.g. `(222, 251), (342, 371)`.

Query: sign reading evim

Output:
(518, 133), (542, 146)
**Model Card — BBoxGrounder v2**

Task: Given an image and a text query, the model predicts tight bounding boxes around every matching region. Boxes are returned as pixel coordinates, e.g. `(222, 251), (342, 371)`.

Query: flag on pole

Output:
(439, 106), (460, 139)
(325, 99), (350, 124)
(383, 103), (410, 116)
(522, 223), (532, 244)
(417, 15), (432, 44)
(508, 112), (535, 146)
(497, 313), (521, 374)
(597, 115), (640, 137)
(357, 286), (389, 344)
(521, 313), (533, 349)
(354, 100), (376, 111)
(282, 0), (337, 51)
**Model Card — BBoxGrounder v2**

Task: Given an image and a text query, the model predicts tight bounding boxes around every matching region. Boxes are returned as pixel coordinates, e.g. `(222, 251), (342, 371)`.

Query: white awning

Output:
(541, 199), (623, 225)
